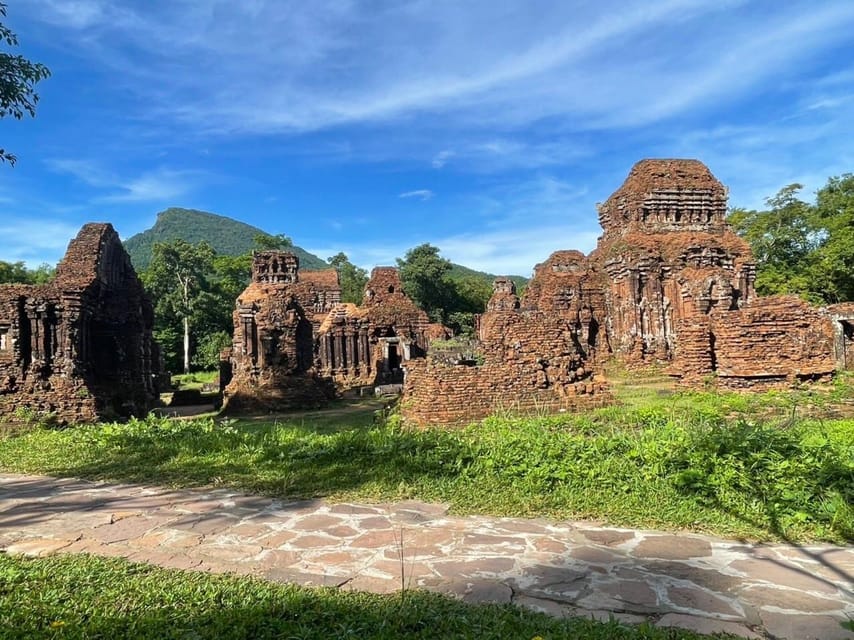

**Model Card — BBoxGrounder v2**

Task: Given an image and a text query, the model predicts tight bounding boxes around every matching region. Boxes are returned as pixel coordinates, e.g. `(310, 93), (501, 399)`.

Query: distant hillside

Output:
(448, 263), (528, 292)
(123, 208), (328, 271)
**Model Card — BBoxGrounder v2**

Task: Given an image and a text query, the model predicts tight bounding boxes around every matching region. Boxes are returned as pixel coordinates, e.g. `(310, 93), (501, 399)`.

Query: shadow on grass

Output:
(0, 412), (472, 502)
(1, 554), (692, 640)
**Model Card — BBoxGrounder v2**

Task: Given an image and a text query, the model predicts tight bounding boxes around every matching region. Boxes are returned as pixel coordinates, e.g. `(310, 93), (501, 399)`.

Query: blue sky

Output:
(2, 1), (853, 276)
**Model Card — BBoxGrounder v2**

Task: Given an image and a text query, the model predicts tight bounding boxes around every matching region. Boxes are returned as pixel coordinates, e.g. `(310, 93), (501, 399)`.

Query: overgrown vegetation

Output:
(729, 175), (854, 303)
(0, 554), (726, 640)
(1, 382), (851, 543)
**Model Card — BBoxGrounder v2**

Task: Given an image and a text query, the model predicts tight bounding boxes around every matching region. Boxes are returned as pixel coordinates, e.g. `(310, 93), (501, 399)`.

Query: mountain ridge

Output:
(124, 207), (528, 288)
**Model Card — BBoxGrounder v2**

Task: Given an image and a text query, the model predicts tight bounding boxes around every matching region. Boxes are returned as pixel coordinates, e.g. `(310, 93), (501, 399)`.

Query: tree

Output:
(141, 240), (215, 374)
(1, 2), (50, 165)
(0, 260), (54, 284)
(813, 174), (854, 303)
(397, 244), (454, 323)
(729, 176), (854, 304)
(327, 252), (368, 304)
(728, 185), (820, 301)
(253, 233), (293, 251)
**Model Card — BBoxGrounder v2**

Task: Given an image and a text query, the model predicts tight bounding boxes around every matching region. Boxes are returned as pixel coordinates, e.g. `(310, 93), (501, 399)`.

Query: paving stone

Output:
(88, 515), (174, 543)
(290, 514), (346, 531)
(136, 530), (202, 549)
(666, 585), (743, 618)
(328, 503), (386, 515)
(510, 565), (588, 601)
(633, 535), (712, 559)
(759, 612), (854, 640)
(324, 525), (359, 538)
(740, 585), (846, 612)
(192, 542), (264, 563)
(4, 537), (76, 556)
(531, 536), (569, 554)
(288, 534), (338, 549)
(167, 513), (239, 536)
(730, 558), (840, 594)
(350, 530), (396, 549)
(390, 501), (449, 521)
(263, 568), (342, 587)
(358, 516), (393, 529)
(656, 613), (762, 639)
(579, 529), (635, 546)
(569, 545), (622, 565)
(422, 578), (513, 604)
(254, 549), (301, 570)
(645, 560), (741, 593)
(430, 557), (516, 578)
(461, 533), (527, 550)
(585, 580), (661, 612)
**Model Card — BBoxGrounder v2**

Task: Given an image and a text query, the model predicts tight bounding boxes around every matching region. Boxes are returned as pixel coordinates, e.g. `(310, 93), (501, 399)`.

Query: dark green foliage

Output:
(0, 260), (54, 284)
(447, 263), (528, 295)
(141, 240), (216, 374)
(0, 2), (50, 166)
(192, 330), (232, 370)
(729, 175), (854, 303)
(328, 252), (368, 303)
(397, 244), (518, 333)
(123, 208), (326, 272)
(0, 554), (719, 640)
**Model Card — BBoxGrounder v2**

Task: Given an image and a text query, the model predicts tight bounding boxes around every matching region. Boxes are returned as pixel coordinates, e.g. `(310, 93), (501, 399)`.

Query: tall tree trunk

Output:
(183, 315), (190, 374)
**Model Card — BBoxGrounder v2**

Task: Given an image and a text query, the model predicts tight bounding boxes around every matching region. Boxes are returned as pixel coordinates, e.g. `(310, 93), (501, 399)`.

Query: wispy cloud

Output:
(431, 149), (455, 168)
(0, 217), (82, 264)
(399, 189), (434, 201)
(47, 158), (202, 203)
(23, 1), (854, 140)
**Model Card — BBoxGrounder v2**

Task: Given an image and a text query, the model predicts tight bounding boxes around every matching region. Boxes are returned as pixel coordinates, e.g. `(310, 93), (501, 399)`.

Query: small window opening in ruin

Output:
(709, 331), (717, 371)
(0, 327), (8, 351)
(388, 285), (395, 293)
(387, 344), (400, 370)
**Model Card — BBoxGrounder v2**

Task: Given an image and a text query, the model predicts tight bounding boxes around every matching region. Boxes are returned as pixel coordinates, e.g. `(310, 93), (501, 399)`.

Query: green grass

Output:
(0, 553), (731, 640)
(171, 371), (219, 391)
(0, 384), (851, 543)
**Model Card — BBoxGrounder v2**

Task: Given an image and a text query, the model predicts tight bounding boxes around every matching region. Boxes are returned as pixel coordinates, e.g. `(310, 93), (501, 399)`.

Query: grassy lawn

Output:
(0, 553), (731, 640)
(0, 377), (852, 543)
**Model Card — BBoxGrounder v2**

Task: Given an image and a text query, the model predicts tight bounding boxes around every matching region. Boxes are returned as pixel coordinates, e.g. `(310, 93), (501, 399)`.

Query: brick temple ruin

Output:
(0, 224), (160, 424)
(221, 252), (438, 411)
(402, 159), (854, 425)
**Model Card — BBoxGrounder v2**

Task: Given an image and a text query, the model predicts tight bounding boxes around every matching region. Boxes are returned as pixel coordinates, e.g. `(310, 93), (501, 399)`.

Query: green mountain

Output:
(123, 208), (329, 271)
(448, 263), (528, 292)
(124, 208), (529, 291)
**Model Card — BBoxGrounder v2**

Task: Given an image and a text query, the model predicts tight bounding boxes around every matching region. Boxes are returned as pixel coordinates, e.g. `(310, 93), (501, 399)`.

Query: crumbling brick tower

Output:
(0, 223), (159, 424)
(402, 251), (611, 426)
(223, 251), (338, 411)
(592, 159), (756, 366)
(314, 267), (431, 387)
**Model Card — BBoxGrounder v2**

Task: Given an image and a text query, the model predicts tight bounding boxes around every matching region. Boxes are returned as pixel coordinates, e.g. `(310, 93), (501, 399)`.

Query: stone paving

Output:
(1, 473), (852, 640)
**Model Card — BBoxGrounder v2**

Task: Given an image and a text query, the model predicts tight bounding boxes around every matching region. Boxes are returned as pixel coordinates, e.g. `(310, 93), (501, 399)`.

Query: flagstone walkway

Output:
(1, 473), (852, 640)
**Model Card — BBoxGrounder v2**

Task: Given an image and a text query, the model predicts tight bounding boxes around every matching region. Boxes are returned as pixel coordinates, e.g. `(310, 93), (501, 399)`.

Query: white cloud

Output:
(0, 217), (82, 265)
(399, 189), (434, 201)
(23, 0), (854, 140)
(47, 159), (201, 203)
(431, 149), (455, 168)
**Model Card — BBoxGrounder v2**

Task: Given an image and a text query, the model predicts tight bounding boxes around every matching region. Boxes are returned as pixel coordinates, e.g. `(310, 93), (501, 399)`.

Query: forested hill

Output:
(123, 208), (328, 271)
(124, 207), (529, 288)
(448, 263), (528, 291)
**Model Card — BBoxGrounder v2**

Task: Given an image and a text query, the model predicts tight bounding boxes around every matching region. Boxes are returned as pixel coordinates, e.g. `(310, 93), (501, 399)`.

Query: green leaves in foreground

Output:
(0, 554), (723, 640)
(0, 389), (851, 542)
